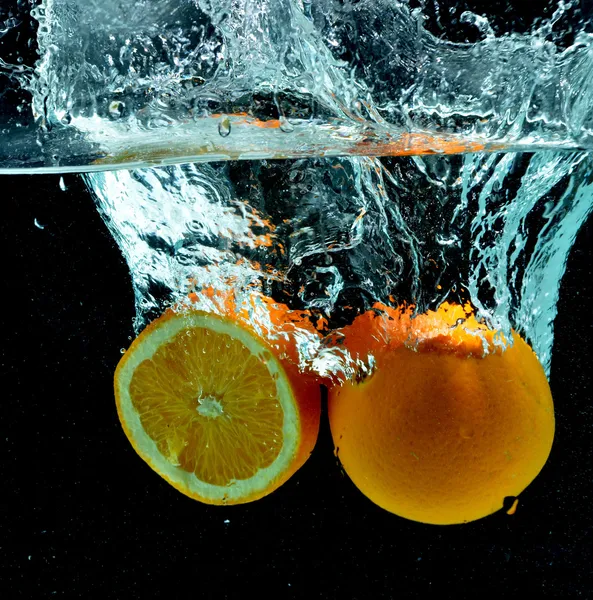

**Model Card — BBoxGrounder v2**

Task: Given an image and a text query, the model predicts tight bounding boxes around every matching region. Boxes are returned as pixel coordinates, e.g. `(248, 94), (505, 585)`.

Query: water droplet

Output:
(108, 101), (125, 119)
(218, 117), (231, 137)
(33, 218), (45, 230)
(60, 113), (72, 125)
(120, 348), (126, 354)
(58, 177), (66, 191)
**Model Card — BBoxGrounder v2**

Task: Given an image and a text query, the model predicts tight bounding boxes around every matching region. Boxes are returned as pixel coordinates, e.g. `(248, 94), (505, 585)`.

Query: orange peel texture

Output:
(328, 303), (555, 524)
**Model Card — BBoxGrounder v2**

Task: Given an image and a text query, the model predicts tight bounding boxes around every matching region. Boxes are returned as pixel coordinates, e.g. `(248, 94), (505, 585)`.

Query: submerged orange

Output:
(115, 295), (320, 505)
(328, 303), (555, 524)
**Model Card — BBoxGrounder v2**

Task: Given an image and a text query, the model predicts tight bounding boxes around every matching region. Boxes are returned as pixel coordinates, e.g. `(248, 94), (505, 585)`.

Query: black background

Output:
(0, 173), (591, 599)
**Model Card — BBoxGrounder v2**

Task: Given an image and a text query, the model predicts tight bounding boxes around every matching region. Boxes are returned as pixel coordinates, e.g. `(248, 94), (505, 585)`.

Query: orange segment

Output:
(328, 303), (555, 525)
(115, 306), (321, 505)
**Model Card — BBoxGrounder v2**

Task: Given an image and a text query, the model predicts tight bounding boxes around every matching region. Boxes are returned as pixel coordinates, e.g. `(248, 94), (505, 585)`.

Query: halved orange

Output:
(115, 302), (320, 505)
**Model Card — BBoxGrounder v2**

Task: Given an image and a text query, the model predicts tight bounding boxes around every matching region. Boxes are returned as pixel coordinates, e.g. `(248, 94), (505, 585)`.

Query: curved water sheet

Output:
(1, 0), (592, 172)
(85, 150), (592, 379)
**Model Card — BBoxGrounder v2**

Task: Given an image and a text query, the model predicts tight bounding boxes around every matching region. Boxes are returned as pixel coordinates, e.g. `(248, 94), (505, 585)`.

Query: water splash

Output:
(2, 0), (591, 377)
(0, 0), (592, 171)
(85, 150), (592, 376)
(459, 151), (592, 371)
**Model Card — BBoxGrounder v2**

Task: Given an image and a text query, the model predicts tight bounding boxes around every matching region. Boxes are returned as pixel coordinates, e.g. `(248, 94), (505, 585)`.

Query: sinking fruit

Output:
(115, 305), (320, 505)
(328, 303), (555, 524)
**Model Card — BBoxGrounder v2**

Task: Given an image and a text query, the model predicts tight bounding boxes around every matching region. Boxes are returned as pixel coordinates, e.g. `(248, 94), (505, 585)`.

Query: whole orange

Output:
(328, 303), (555, 525)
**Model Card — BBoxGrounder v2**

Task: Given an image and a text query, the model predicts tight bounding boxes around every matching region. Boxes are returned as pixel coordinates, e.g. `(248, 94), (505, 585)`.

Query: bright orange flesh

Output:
(115, 301), (321, 505)
(129, 326), (284, 485)
(328, 303), (555, 524)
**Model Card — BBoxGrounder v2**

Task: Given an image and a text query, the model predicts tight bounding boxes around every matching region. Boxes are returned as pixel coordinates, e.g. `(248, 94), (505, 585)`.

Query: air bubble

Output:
(109, 101), (125, 119)
(350, 99), (362, 114)
(218, 118), (231, 137)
